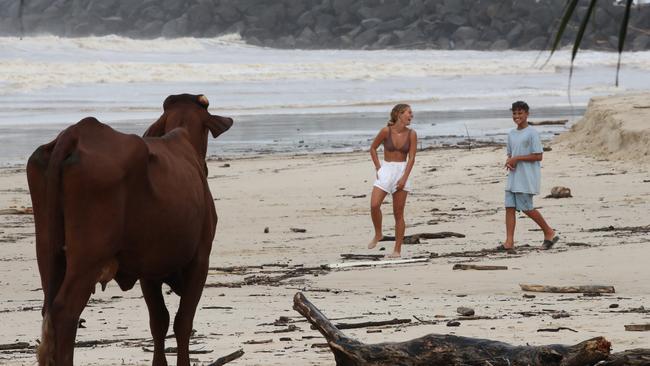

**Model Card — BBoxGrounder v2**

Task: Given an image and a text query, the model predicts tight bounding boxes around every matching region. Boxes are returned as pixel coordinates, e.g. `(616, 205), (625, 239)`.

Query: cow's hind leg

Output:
(173, 258), (209, 366)
(141, 279), (170, 366)
(46, 271), (96, 366)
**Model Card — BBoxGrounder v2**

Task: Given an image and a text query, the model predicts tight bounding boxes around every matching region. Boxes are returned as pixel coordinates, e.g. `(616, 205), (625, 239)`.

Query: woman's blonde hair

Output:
(388, 104), (411, 126)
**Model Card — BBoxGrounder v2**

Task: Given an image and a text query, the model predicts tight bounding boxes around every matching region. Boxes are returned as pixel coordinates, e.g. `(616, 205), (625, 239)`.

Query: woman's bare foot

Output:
(385, 251), (401, 259)
(368, 235), (382, 249)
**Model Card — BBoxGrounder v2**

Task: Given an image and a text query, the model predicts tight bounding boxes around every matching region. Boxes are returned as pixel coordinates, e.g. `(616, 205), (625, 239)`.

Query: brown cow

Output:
(26, 94), (233, 366)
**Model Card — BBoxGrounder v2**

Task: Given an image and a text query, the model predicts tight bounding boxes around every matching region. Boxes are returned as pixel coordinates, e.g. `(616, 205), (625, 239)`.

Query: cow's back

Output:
(120, 129), (216, 278)
(28, 119), (215, 286)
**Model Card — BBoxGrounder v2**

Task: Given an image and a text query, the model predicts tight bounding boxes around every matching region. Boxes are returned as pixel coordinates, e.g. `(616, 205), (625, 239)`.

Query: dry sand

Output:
(0, 93), (649, 365)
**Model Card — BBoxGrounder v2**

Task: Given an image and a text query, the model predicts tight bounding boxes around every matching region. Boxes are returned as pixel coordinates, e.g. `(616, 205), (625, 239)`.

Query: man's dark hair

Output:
(511, 101), (529, 112)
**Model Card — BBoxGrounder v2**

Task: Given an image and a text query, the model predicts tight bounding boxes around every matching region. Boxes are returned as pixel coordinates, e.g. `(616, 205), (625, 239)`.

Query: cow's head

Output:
(143, 94), (233, 160)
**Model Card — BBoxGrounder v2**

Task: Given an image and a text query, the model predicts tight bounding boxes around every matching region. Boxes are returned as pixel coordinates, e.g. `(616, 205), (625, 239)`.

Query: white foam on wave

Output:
(3, 35), (650, 93)
(0, 33), (247, 53)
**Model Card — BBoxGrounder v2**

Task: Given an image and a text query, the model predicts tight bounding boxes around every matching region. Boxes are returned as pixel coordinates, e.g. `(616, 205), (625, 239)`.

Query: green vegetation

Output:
(549, 0), (635, 86)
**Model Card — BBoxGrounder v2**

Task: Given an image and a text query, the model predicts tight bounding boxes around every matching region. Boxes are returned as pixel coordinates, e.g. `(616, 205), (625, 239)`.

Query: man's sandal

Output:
(495, 244), (515, 253)
(542, 236), (560, 250)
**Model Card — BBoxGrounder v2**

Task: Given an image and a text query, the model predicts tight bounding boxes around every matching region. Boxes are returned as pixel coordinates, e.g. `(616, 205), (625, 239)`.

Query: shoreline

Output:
(1, 105), (577, 168)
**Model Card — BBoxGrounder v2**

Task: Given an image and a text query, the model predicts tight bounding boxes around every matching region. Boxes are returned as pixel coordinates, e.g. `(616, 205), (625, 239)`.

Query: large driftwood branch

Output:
(293, 292), (611, 366)
(520, 284), (615, 294)
(600, 349), (650, 365)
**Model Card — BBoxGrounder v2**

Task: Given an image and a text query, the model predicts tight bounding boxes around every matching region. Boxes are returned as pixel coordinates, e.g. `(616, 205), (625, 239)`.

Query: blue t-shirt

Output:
(506, 126), (543, 195)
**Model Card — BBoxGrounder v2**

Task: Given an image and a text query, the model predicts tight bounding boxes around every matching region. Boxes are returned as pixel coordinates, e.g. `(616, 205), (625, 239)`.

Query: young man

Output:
(500, 101), (559, 251)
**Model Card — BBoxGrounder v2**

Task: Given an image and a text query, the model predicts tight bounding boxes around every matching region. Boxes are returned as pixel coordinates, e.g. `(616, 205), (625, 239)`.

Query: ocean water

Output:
(1, 34), (650, 165)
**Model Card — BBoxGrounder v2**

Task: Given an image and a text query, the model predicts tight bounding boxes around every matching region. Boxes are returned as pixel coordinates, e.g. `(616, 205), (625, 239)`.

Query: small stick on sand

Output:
(206, 349), (244, 366)
(330, 318), (412, 330)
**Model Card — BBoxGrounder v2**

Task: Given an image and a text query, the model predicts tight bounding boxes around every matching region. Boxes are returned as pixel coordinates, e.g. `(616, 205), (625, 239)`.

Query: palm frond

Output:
(549, 0), (636, 87)
(616, 0), (634, 86)
(549, 0), (581, 56)
(571, 0), (599, 63)
(538, 0), (579, 67)
(565, 0), (598, 102)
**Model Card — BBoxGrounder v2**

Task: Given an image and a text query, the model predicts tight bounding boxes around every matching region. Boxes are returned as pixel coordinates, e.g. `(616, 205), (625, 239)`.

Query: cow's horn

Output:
(198, 95), (209, 107)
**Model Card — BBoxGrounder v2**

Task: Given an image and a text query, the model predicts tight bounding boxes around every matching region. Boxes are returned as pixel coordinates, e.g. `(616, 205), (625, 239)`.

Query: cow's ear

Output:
(205, 115), (233, 138)
(143, 116), (167, 137)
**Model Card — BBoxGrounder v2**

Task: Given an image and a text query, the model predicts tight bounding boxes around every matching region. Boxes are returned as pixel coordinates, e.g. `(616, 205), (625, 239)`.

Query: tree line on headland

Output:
(0, 0), (649, 51)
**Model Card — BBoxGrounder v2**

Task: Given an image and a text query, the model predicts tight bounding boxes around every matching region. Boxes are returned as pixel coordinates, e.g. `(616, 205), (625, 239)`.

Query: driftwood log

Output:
(452, 264), (508, 270)
(0, 207), (33, 215)
(293, 292), (611, 366)
(0, 342), (32, 351)
(520, 284), (615, 294)
(624, 324), (650, 332)
(587, 225), (650, 233)
(529, 120), (568, 126)
(333, 318), (411, 330)
(340, 254), (385, 261)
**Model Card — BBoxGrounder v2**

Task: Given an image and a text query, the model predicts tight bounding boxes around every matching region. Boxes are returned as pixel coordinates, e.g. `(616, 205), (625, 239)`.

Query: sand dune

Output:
(556, 92), (650, 161)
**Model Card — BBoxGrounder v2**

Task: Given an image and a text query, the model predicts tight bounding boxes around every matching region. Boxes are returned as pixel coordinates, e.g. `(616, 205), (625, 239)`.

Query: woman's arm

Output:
(397, 130), (417, 190)
(370, 127), (387, 171)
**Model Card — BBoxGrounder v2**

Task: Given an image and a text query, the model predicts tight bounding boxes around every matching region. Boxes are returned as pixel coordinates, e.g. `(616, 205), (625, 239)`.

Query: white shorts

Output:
(373, 161), (411, 194)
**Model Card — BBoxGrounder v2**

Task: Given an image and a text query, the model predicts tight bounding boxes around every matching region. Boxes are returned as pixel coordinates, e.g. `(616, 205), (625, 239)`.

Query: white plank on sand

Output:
(324, 258), (429, 269)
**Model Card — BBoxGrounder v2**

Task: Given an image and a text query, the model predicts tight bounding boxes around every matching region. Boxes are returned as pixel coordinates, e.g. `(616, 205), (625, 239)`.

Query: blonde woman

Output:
(367, 104), (417, 258)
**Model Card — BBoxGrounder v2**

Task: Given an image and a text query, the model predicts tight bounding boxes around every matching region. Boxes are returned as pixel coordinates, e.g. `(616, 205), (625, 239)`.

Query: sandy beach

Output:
(0, 93), (649, 365)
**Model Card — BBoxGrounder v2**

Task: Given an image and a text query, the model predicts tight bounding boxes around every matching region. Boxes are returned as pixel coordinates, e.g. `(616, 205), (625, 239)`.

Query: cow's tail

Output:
(36, 128), (79, 366)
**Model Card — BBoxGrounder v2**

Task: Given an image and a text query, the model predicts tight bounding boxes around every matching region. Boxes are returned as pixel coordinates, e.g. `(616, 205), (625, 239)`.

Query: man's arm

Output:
(511, 153), (543, 162)
(505, 153), (542, 170)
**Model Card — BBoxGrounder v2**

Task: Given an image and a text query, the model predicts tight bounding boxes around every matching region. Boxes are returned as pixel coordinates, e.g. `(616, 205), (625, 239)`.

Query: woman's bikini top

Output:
(384, 127), (411, 153)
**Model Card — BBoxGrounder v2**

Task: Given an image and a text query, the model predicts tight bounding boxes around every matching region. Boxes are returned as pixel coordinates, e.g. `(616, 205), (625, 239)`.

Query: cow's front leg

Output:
(141, 279), (170, 366)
